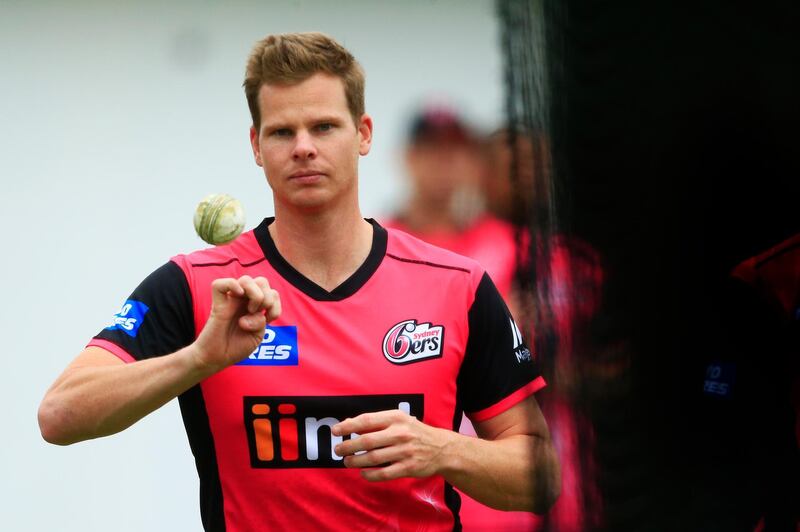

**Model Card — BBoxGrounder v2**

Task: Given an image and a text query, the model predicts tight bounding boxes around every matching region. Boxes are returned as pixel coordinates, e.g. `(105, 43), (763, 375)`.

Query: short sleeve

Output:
(90, 261), (195, 362)
(457, 272), (545, 422)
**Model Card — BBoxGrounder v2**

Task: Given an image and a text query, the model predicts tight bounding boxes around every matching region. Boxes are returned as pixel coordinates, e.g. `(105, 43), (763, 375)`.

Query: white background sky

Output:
(0, 1), (505, 529)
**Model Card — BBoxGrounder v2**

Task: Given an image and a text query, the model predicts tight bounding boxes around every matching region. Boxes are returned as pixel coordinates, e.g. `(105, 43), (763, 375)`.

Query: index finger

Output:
(238, 275), (268, 314)
(332, 409), (404, 437)
(211, 278), (246, 301)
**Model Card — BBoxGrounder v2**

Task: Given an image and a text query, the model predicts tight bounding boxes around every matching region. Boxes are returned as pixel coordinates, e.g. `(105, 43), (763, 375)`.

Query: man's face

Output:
(405, 138), (483, 207)
(250, 72), (372, 212)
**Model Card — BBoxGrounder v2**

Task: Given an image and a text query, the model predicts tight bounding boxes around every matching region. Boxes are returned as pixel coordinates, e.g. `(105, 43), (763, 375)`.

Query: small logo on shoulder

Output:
(382, 319), (444, 365)
(238, 326), (299, 366)
(106, 300), (149, 338)
(703, 362), (735, 398)
(511, 318), (532, 363)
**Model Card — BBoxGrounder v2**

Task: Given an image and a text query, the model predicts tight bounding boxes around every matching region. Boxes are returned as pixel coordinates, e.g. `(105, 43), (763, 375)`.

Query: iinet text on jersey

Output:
(243, 394), (424, 468)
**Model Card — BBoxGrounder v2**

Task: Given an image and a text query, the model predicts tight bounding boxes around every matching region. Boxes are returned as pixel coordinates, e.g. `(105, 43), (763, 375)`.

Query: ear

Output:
(357, 114), (373, 156)
(250, 126), (263, 167)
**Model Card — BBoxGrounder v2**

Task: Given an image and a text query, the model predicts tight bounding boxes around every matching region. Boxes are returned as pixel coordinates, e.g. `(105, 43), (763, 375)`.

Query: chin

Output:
(281, 190), (338, 212)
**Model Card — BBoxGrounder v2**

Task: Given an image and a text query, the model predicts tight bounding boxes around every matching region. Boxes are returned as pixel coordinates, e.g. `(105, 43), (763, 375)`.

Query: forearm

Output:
(440, 431), (560, 513)
(39, 275), (278, 446)
(38, 346), (211, 445)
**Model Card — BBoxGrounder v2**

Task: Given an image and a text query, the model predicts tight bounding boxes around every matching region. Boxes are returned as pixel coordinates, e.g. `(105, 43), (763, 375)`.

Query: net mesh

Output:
(497, 0), (799, 530)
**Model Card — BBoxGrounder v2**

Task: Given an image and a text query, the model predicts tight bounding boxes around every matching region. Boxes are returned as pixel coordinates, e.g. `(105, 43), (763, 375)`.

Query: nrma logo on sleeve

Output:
(703, 362), (735, 399)
(106, 300), (150, 338)
(238, 326), (299, 366)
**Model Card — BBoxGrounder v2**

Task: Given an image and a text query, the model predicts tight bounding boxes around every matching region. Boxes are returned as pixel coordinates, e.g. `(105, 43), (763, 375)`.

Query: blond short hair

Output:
(243, 32), (365, 129)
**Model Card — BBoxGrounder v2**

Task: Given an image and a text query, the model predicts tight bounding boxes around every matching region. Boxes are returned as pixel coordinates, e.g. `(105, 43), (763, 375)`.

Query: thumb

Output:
(239, 312), (267, 333)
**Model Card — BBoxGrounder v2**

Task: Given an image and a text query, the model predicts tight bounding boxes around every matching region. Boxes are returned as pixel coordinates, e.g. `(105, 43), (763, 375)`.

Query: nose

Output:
(292, 130), (317, 161)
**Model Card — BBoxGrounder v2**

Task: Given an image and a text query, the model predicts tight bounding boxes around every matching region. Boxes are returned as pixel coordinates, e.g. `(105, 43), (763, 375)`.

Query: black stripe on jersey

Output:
(457, 273), (541, 414)
(754, 237), (800, 269)
(386, 253), (471, 274)
(193, 257), (266, 268)
(179, 386), (226, 532)
(444, 397), (464, 531)
(444, 480), (463, 532)
(253, 217), (388, 301)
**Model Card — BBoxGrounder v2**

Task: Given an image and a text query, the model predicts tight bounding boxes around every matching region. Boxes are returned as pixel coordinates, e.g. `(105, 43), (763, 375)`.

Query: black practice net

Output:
(498, 0), (799, 530)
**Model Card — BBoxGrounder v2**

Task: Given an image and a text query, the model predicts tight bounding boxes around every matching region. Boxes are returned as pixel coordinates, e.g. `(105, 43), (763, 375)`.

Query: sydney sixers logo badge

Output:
(382, 319), (445, 365)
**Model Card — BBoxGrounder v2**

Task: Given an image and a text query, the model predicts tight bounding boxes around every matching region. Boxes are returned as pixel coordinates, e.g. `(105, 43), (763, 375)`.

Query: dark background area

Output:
(535, 1), (798, 529)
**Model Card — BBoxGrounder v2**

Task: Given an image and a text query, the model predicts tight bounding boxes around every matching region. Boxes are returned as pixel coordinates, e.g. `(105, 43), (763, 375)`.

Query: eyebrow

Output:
(263, 114), (346, 131)
(313, 115), (344, 124)
(261, 121), (290, 132)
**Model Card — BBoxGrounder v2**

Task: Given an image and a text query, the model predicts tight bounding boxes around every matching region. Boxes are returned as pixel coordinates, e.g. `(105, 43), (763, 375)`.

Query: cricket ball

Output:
(193, 193), (246, 245)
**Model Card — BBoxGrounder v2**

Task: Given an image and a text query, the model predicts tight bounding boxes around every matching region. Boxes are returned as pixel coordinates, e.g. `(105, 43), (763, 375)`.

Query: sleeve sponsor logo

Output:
(511, 318), (532, 363)
(703, 362), (735, 398)
(244, 394), (424, 468)
(237, 326), (299, 366)
(105, 300), (149, 338)
(382, 319), (444, 365)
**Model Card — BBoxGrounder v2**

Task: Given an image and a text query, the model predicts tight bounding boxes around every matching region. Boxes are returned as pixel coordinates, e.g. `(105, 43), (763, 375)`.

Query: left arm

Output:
(332, 394), (560, 513)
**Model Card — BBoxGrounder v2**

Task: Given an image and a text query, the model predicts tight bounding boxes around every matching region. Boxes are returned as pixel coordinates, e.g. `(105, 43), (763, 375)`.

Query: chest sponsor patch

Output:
(105, 300), (149, 338)
(382, 319), (444, 365)
(244, 394), (424, 468)
(238, 326), (299, 366)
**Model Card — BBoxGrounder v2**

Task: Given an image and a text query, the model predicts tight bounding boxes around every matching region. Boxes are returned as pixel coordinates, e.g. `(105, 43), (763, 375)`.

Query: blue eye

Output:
(273, 128), (292, 137)
(317, 123), (333, 132)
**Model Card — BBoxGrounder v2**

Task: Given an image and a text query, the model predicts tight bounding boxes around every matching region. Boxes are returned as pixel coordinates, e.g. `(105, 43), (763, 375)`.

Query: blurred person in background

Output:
(484, 127), (611, 531)
(691, 232), (799, 530)
(384, 106), (542, 530)
(384, 104), (518, 303)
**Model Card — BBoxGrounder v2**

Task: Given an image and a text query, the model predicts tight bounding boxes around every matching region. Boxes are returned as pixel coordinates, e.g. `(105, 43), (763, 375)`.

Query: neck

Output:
(269, 205), (373, 292)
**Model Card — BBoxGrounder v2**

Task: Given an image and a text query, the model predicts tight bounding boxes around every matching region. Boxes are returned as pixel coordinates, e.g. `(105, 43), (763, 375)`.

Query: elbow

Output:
(529, 441), (562, 515)
(38, 395), (76, 446)
(530, 477), (561, 515)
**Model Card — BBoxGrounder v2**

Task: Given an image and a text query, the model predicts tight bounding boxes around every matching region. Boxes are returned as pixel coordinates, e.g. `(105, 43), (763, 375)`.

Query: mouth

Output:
(289, 169), (325, 180)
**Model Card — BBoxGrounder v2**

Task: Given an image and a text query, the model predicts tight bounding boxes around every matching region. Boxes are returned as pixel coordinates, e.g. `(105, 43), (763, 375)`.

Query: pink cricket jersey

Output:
(90, 218), (544, 531)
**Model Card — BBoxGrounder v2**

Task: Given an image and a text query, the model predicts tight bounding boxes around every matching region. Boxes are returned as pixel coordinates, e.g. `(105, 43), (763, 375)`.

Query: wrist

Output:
(435, 428), (467, 479)
(180, 343), (222, 380)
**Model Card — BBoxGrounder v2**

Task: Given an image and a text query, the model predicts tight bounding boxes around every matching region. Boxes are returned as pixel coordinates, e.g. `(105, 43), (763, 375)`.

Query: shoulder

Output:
(384, 225), (485, 282)
(731, 232), (800, 318)
(732, 233), (800, 282)
(171, 229), (266, 273)
(752, 233), (800, 269)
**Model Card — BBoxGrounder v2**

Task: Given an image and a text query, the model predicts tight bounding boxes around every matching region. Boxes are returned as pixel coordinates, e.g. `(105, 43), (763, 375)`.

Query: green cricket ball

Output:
(193, 193), (246, 245)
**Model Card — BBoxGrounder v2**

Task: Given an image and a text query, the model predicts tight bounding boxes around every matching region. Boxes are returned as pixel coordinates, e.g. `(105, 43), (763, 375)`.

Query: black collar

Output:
(253, 217), (387, 301)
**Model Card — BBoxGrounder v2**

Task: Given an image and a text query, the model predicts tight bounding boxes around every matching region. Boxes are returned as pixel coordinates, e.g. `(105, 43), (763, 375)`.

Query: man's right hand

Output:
(38, 275), (282, 445)
(192, 275), (281, 373)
